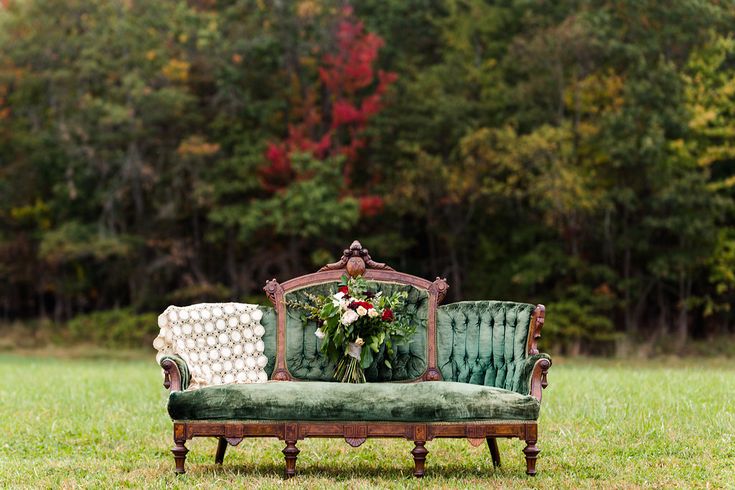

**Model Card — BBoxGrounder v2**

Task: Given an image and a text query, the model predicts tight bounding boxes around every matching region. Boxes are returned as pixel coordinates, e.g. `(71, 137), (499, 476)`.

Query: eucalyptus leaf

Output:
(360, 347), (374, 369)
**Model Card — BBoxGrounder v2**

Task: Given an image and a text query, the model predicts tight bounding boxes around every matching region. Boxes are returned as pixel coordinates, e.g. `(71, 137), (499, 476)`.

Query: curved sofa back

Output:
(263, 283), (536, 390)
(259, 241), (539, 389)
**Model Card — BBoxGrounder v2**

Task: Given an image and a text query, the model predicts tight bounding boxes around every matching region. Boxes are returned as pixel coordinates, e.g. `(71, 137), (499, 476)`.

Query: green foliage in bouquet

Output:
(288, 275), (415, 383)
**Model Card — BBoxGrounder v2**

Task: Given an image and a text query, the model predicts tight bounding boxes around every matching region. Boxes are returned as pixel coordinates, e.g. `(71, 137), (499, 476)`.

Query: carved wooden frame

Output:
(264, 241), (447, 382)
(162, 240), (550, 478)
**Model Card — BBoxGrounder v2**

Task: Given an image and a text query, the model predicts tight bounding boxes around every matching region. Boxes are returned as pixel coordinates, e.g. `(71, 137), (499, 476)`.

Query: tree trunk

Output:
(623, 245), (635, 334)
(448, 241), (462, 300)
(37, 278), (47, 319)
(226, 234), (239, 296)
(674, 272), (691, 352)
(640, 281), (667, 357)
(427, 222), (438, 278)
(569, 337), (582, 356)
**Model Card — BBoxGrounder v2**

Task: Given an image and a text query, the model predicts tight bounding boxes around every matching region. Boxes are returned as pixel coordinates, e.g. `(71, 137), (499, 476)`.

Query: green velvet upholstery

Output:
(284, 282), (429, 382)
(259, 305), (277, 378)
(159, 354), (190, 391)
(168, 380), (540, 422)
(436, 301), (536, 394)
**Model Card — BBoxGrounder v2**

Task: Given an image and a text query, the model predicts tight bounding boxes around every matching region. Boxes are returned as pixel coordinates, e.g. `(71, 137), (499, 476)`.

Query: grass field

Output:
(1, 354), (733, 489)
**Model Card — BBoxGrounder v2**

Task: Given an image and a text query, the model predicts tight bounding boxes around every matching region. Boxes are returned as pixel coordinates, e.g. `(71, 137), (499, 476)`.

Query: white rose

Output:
(341, 309), (359, 325)
(334, 292), (345, 300)
(339, 299), (350, 310)
(368, 308), (379, 318)
(356, 306), (367, 316)
(314, 327), (326, 339)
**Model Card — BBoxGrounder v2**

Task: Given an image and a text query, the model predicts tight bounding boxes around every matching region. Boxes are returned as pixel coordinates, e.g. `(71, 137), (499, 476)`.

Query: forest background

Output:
(2, 0), (735, 357)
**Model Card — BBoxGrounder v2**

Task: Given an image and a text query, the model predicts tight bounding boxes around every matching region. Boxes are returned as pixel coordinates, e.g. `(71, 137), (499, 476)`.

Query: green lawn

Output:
(1, 354), (733, 489)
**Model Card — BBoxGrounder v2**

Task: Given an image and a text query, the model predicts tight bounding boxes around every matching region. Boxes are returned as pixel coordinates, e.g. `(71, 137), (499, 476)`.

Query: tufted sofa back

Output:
(281, 281), (429, 382)
(436, 301), (534, 392)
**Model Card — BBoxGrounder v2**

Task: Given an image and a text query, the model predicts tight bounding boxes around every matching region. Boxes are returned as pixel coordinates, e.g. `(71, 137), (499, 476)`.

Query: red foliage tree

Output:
(260, 6), (396, 216)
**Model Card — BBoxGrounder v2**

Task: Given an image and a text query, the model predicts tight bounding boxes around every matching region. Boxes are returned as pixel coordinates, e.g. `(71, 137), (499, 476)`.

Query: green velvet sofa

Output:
(159, 240), (552, 478)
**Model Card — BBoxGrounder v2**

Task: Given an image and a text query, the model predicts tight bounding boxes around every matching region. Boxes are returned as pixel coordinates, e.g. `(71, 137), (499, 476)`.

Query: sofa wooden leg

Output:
(487, 437), (501, 468)
(523, 439), (540, 476)
(282, 440), (299, 478)
(172, 440), (189, 474)
(411, 441), (428, 478)
(215, 437), (227, 465)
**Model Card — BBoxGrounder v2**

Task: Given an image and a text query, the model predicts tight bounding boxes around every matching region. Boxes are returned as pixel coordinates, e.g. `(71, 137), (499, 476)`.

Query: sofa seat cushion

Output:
(167, 381), (540, 422)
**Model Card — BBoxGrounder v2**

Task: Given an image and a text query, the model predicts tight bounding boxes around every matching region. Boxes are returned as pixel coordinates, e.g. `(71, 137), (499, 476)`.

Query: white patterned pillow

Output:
(154, 302), (268, 389)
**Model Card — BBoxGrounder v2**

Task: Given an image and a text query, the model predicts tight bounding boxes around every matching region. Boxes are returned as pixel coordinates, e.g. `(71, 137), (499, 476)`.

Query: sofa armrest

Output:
(160, 354), (190, 392)
(514, 353), (552, 402)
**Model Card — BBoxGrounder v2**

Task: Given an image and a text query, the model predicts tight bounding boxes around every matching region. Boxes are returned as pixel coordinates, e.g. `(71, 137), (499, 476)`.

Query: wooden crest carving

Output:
(319, 240), (394, 277)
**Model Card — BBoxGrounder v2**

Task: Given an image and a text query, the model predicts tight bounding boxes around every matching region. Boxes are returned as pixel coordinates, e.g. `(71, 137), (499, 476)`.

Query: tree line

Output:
(1, 0), (734, 353)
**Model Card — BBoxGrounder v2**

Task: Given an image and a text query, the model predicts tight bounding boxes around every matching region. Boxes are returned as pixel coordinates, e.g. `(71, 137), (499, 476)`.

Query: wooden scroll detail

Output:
(161, 358), (182, 392)
(423, 277), (449, 381)
(319, 240), (395, 277)
(264, 278), (291, 381)
(429, 276), (449, 304)
(529, 357), (551, 402)
(526, 304), (545, 355)
(264, 278), (281, 305)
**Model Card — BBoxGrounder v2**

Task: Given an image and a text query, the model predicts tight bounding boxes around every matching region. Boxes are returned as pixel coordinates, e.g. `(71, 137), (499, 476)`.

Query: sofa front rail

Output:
(170, 420), (540, 478)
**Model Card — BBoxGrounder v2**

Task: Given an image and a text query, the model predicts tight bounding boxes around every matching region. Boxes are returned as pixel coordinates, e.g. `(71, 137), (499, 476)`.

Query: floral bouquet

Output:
(288, 275), (416, 383)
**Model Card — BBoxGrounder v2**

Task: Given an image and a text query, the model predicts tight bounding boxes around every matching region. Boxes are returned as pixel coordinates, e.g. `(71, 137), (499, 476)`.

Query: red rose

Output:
(381, 308), (394, 321)
(338, 285), (349, 295)
(350, 301), (373, 310)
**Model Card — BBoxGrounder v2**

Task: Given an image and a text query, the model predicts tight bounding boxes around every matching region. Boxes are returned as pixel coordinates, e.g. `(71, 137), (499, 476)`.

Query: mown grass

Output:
(1, 354), (733, 489)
